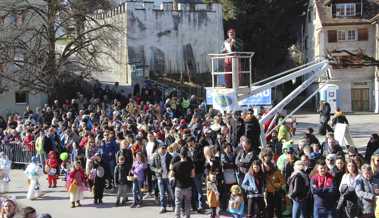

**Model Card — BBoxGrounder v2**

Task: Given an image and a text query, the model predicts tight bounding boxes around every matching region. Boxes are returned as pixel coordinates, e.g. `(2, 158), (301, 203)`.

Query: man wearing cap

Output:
(187, 137), (206, 213)
(151, 142), (174, 213)
(288, 160), (311, 218)
(283, 147), (298, 182)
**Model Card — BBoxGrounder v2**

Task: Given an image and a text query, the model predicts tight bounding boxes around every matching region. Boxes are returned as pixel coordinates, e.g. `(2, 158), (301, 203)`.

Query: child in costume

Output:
(67, 161), (87, 208)
(25, 156), (43, 200)
(45, 151), (58, 188)
(0, 152), (11, 193)
(91, 153), (106, 204)
(207, 172), (220, 218)
(228, 185), (245, 218)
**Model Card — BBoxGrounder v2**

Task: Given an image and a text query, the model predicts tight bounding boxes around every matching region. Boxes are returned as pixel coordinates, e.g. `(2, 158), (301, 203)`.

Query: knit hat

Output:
(31, 156), (38, 163)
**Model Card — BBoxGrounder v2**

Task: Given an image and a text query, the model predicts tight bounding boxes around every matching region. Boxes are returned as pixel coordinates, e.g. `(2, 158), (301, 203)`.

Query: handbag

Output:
(223, 169), (237, 185)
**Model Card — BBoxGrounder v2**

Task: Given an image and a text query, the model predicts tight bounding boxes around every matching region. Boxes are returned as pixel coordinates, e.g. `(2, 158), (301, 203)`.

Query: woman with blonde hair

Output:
(370, 151), (379, 177)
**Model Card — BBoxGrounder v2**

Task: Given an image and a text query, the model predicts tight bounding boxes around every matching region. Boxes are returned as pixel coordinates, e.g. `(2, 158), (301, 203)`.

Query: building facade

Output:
(305, 0), (379, 112)
(0, 0), (48, 117)
(92, 1), (224, 87)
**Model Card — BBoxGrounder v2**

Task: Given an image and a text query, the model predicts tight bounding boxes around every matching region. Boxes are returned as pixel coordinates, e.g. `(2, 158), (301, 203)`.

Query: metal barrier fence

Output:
(0, 143), (35, 165)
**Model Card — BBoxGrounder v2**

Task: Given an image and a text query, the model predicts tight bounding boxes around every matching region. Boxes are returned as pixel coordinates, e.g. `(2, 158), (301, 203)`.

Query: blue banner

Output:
(206, 88), (271, 106)
(238, 89), (272, 106)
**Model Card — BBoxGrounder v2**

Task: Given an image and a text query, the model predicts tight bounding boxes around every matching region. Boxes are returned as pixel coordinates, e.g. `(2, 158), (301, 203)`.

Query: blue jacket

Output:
(241, 173), (264, 198)
(101, 139), (118, 162)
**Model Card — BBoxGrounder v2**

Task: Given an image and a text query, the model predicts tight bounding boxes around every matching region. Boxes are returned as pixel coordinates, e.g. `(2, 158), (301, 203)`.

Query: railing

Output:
(0, 143), (35, 165)
(208, 52), (255, 89)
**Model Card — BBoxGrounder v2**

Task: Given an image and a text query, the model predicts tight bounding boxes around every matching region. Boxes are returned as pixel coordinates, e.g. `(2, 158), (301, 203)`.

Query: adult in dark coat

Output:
(365, 134), (379, 163)
(319, 101), (333, 135)
(243, 111), (261, 154)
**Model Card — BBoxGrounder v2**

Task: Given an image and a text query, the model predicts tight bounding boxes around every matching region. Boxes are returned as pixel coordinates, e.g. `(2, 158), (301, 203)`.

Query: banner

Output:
(238, 88), (272, 106)
(206, 87), (271, 106)
(210, 89), (239, 112)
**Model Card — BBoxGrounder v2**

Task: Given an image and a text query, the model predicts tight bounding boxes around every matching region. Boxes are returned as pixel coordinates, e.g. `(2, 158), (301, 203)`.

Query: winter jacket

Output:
(235, 149), (256, 174)
(244, 117), (261, 151)
(190, 146), (206, 175)
(288, 170), (310, 201)
(311, 173), (337, 209)
(337, 174), (359, 218)
(332, 113), (349, 126)
(132, 161), (147, 182)
(150, 152), (172, 179)
(102, 139), (118, 162)
(115, 148), (133, 167)
(355, 176), (376, 215)
(241, 172), (265, 198)
(265, 169), (285, 193)
(114, 163), (131, 185)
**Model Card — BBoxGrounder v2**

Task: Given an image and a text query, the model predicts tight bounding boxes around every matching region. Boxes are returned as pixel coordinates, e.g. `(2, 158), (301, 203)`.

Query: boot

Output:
(116, 199), (120, 206)
(94, 199), (98, 204)
(76, 201), (81, 207)
(71, 202), (76, 208)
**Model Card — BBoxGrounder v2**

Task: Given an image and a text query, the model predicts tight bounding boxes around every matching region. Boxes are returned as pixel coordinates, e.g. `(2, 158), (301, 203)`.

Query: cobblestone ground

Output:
(5, 113), (379, 218)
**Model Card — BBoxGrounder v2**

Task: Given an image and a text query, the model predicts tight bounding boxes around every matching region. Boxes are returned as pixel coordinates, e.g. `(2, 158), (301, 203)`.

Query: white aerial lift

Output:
(207, 52), (332, 144)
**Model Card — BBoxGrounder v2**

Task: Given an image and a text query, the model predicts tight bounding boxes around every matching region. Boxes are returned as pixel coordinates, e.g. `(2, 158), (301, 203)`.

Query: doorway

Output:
(351, 88), (369, 111)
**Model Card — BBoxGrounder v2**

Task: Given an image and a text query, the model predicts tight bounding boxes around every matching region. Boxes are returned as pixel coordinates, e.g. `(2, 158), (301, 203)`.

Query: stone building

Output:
(92, 1), (224, 87)
(0, 0), (48, 117)
(305, 0), (379, 112)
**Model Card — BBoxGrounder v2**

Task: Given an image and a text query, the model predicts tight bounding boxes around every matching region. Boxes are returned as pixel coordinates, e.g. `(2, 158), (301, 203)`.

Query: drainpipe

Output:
(375, 74), (379, 113)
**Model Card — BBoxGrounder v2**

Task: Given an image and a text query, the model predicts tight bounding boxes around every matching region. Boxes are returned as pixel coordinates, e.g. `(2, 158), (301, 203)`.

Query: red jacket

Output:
(46, 158), (58, 169)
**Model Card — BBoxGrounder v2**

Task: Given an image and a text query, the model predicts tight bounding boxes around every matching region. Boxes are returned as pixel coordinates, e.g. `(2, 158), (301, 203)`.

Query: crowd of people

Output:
(0, 83), (379, 218)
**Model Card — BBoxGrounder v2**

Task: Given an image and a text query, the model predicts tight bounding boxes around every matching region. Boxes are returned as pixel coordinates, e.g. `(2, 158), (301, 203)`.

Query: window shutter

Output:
(358, 28), (368, 41)
(355, 1), (362, 17)
(332, 3), (336, 18)
(328, 30), (337, 42)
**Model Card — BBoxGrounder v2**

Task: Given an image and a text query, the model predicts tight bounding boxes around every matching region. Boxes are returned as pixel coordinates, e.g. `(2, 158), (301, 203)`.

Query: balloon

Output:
(60, 152), (69, 161)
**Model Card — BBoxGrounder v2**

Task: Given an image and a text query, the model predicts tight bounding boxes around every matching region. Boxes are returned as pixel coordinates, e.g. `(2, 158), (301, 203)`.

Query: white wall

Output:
(0, 85), (47, 117)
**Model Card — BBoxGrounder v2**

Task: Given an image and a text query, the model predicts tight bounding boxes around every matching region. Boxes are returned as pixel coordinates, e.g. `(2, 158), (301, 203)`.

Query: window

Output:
(345, 4), (355, 16)
(347, 30), (356, 40)
(335, 3), (356, 17)
(337, 30), (357, 41)
(337, 31), (345, 41)
(15, 91), (28, 104)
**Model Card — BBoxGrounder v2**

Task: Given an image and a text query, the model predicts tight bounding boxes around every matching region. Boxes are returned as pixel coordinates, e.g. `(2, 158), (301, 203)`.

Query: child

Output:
(0, 152), (11, 193)
(131, 152), (147, 208)
(207, 172), (220, 218)
(45, 151), (58, 188)
(228, 185), (244, 218)
(25, 156), (43, 200)
(91, 153), (106, 204)
(114, 155), (132, 206)
(67, 161), (87, 208)
(241, 160), (265, 218)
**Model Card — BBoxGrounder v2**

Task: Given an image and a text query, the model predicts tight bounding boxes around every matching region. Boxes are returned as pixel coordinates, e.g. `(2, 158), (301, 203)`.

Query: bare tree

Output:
(326, 49), (379, 67)
(0, 0), (118, 96)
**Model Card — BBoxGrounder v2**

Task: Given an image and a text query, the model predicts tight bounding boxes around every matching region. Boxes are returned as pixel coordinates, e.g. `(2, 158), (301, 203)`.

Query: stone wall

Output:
(94, 2), (224, 85)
